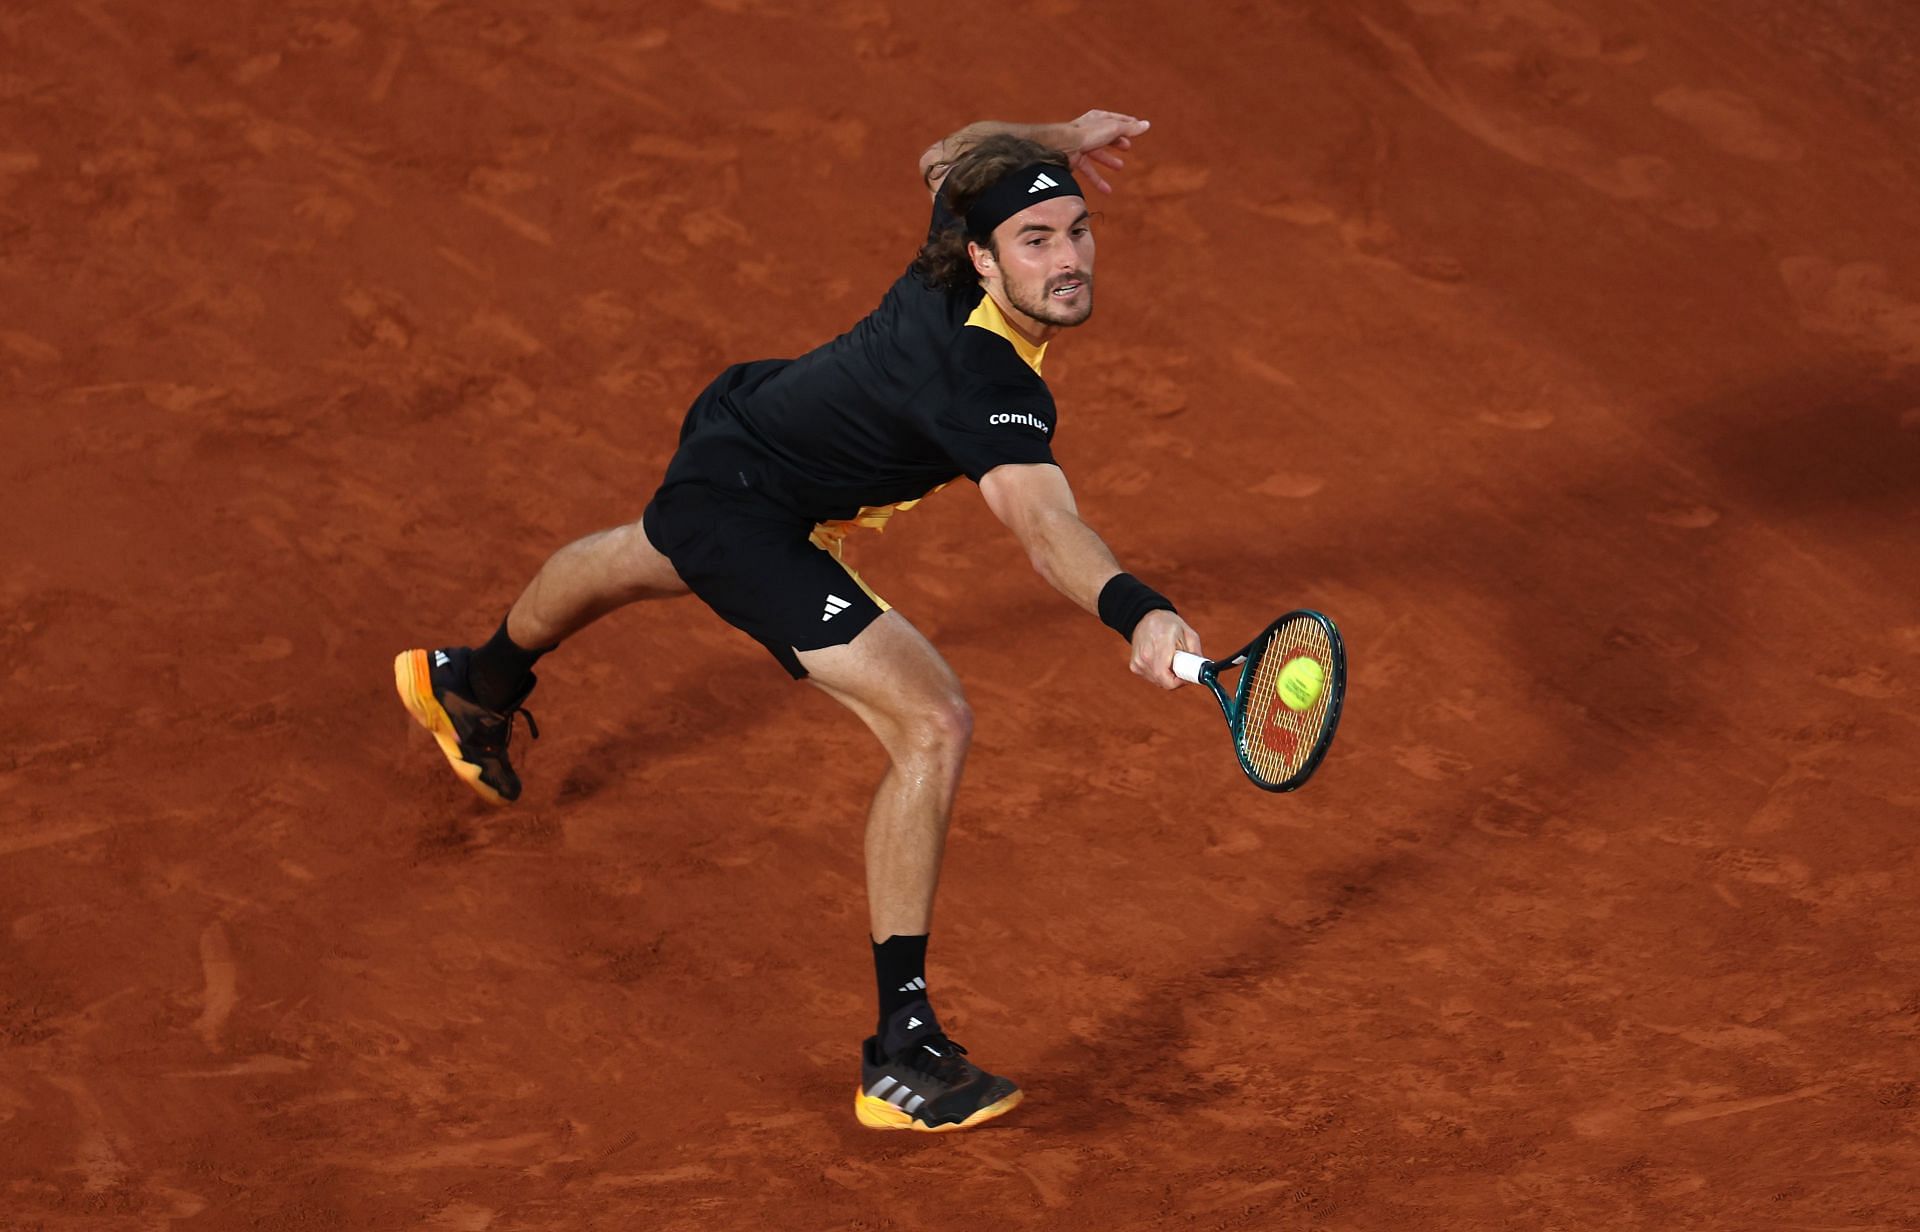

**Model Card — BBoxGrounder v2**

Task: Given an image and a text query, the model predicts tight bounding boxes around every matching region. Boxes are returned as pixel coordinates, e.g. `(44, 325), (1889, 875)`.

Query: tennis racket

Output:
(1171, 610), (1346, 792)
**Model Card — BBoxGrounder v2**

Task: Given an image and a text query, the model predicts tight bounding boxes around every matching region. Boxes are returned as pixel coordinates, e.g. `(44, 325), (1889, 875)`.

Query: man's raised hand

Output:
(1064, 110), (1151, 194)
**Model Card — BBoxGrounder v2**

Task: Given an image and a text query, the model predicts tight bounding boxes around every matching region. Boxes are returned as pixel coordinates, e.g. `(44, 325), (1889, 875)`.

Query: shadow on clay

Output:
(1004, 360), (1919, 1110)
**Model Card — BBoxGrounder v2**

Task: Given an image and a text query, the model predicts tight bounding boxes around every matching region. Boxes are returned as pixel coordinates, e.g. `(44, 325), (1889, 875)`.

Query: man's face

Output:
(974, 196), (1096, 331)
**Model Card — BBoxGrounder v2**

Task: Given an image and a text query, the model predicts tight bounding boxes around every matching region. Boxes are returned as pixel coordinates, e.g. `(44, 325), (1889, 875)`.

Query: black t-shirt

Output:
(659, 201), (1059, 525)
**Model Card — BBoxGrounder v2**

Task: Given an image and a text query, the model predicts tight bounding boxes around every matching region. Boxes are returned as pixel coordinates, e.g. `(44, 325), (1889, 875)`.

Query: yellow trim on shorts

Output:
(841, 558), (890, 613)
(809, 523), (891, 613)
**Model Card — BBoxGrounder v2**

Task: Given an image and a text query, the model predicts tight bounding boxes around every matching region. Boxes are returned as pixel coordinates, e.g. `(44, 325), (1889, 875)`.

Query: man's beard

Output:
(1008, 270), (1094, 327)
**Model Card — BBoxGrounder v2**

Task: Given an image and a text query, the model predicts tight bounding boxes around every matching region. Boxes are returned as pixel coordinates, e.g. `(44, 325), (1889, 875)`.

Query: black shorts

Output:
(642, 480), (888, 679)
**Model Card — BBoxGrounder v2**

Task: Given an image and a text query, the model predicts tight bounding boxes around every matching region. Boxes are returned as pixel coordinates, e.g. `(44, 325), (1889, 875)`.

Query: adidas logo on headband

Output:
(963, 162), (1085, 239)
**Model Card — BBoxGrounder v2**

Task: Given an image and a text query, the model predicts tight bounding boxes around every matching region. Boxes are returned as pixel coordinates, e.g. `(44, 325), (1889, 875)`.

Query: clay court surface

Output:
(6, 0), (1920, 1226)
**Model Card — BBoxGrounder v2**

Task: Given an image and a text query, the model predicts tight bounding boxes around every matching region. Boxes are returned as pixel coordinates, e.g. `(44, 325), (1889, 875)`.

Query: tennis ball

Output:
(1276, 657), (1325, 711)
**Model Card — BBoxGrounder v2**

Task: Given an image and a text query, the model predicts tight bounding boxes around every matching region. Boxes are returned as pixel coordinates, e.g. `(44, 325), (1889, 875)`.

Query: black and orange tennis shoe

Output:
(393, 646), (538, 805)
(855, 1000), (1022, 1133)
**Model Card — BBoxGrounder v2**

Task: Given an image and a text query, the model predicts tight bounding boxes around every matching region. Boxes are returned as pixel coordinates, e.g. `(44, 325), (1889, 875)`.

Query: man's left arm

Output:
(979, 462), (1200, 689)
(920, 111), (1150, 197)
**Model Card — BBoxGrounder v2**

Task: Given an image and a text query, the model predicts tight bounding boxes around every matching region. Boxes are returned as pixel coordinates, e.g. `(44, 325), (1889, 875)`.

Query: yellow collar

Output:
(964, 292), (1047, 376)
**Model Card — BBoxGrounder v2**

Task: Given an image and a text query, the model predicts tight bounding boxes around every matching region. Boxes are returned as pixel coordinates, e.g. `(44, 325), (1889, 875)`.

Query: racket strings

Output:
(1237, 620), (1336, 787)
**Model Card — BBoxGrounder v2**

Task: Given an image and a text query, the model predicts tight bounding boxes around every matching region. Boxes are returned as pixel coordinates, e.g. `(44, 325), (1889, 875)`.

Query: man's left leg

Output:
(396, 516), (690, 804)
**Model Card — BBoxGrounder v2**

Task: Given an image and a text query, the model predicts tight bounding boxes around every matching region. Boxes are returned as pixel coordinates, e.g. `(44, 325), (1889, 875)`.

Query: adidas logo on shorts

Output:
(822, 594), (851, 622)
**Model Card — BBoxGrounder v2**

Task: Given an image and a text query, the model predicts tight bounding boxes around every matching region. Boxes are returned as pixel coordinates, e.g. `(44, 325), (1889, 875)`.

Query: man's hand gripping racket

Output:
(1170, 611), (1347, 792)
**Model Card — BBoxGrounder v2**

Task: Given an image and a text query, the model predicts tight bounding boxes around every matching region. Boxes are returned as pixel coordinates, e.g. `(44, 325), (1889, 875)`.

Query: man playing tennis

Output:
(396, 110), (1201, 1133)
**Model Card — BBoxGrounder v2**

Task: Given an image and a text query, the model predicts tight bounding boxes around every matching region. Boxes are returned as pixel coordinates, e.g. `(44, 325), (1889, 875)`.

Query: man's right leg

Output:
(799, 614), (1023, 1133)
(396, 516), (690, 804)
(799, 613), (972, 944)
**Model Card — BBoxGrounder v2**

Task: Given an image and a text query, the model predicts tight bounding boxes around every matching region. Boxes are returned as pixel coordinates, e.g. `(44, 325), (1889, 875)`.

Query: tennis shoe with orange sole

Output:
(856, 1000), (1022, 1133)
(393, 646), (538, 805)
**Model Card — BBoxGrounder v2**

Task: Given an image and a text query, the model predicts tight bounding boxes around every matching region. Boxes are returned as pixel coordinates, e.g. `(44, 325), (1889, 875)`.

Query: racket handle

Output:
(1171, 650), (1207, 684)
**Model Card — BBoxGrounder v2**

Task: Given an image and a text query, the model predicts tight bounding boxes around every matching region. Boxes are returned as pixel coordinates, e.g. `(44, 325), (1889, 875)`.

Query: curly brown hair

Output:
(913, 135), (1071, 292)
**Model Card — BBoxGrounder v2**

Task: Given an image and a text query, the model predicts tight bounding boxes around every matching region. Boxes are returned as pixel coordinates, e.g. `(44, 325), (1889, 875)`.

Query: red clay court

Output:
(5, 0), (1919, 1227)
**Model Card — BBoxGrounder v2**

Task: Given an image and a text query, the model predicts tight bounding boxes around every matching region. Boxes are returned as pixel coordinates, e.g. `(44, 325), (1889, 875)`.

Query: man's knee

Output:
(901, 691), (973, 765)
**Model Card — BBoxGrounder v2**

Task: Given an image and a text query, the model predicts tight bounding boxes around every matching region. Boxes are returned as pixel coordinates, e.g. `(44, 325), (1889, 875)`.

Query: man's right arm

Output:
(919, 111), (1151, 198)
(978, 461), (1199, 689)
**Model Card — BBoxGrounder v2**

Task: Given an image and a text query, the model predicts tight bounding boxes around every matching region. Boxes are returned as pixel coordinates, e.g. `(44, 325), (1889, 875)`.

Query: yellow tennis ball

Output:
(1276, 657), (1325, 711)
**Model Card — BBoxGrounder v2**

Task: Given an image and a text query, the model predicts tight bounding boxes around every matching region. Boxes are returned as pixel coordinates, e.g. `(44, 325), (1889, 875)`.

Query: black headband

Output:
(963, 162), (1085, 242)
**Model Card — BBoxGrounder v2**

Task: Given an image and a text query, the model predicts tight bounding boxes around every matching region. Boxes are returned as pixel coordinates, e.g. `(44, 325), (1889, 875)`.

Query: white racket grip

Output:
(1171, 651), (1208, 685)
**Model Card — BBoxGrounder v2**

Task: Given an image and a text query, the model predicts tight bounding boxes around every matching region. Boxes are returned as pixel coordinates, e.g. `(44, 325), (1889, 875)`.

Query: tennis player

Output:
(396, 110), (1201, 1132)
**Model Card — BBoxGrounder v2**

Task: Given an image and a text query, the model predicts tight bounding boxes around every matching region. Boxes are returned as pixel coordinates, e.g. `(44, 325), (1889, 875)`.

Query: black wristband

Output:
(1097, 573), (1177, 641)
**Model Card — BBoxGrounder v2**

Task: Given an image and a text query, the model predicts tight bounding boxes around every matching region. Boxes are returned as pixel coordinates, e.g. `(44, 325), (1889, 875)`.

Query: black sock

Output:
(467, 616), (551, 711)
(872, 933), (930, 1040)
